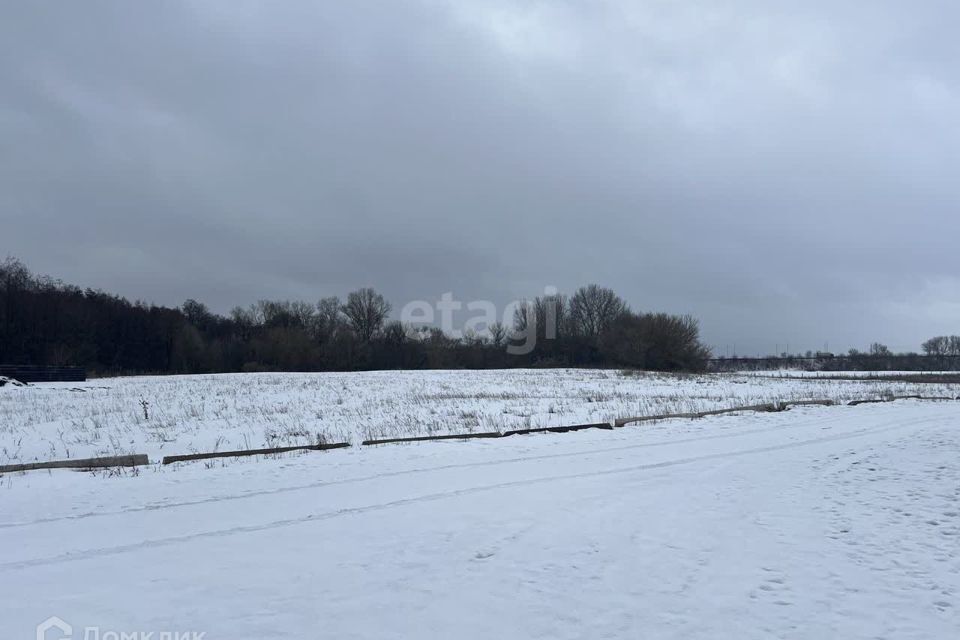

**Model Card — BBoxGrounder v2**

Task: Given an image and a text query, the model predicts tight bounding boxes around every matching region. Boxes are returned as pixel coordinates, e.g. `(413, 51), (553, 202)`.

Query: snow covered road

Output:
(2, 402), (958, 639)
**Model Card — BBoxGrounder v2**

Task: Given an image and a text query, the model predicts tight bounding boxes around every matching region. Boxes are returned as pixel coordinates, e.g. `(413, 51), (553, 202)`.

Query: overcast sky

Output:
(2, 1), (959, 355)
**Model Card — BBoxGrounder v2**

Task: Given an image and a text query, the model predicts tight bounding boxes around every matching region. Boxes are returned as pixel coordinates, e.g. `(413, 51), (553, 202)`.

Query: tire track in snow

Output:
(0, 410), (945, 573)
(0, 407), (859, 529)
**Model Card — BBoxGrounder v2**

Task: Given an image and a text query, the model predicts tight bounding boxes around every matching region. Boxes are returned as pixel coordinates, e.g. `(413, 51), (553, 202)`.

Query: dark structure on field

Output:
(0, 365), (86, 383)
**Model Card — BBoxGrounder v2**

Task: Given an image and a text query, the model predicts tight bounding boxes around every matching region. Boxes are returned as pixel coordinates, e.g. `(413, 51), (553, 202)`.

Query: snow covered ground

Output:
(2, 369), (958, 465)
(1, 400), (957, 639)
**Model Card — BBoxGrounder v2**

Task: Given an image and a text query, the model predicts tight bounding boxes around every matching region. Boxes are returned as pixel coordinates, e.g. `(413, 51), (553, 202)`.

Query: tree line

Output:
(0, 258), (711, 375)
(713, 338), (960, 372)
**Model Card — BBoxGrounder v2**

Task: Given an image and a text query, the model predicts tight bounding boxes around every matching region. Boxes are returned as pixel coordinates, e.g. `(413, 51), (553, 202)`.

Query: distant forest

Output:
(0, 258), (710, 375)
(713, 340), (960, 373)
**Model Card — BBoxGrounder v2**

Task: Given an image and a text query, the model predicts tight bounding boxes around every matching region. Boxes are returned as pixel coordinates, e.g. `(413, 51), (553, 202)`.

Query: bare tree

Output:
(488, 322), (507, 347)
(513, 296), (569, 338)
(341, 288), (391, 342)
(535, 293), (568, 340)
(289, 301), (317, 328)
(512, 300), (533, 334)
(600, 311), (710, 371)
(869, 342), (891, 356)
(569, 284), (627, 338)
(182, 299), (214, 329)
(382, 320), (406, 345)
(924, 335), (960, 357)
(0, 256), (32, 292)
(316, 296), (343, 341)
(922, 336), (950, 356)
(229, 306), (256, 340)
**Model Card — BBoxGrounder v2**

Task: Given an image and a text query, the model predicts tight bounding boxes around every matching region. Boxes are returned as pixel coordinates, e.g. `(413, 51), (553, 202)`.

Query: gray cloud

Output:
(2, 0), (959, 354)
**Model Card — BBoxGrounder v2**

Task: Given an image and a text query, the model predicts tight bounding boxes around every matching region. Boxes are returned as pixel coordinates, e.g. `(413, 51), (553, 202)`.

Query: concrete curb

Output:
(849, 394), (959, 406)
(0, 454), (149, 474)
(362, 432), (501, 446)
(162, 442), (350, 465)
(502, 423), (614, 437)
(614, 402), (782, 428)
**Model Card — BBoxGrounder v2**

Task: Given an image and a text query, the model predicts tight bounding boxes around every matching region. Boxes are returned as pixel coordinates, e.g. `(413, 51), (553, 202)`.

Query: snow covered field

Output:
(2, 369), (959, 466)
(1, 400), (958, 639)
